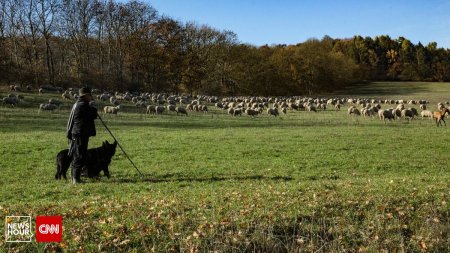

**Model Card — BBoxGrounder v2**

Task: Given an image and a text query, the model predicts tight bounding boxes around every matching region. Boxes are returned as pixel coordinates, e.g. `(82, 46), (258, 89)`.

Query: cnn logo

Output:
(39, 224), (60, 234)
(36, 216), (62, 242)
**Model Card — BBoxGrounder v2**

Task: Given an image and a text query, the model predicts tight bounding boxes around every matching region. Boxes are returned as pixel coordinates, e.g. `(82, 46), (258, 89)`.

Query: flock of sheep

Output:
(2, 85), (449, 126)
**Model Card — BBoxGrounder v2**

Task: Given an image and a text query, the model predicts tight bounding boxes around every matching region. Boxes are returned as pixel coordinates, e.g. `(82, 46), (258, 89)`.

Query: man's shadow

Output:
(109, 172), (294, 184)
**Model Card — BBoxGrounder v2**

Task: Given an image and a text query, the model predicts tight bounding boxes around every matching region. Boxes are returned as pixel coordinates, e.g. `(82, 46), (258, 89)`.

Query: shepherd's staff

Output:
(97, 113), (144, 177)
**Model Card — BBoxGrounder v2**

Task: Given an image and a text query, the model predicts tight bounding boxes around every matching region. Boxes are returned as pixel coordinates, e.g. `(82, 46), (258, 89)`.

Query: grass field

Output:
(1, 82), (449, 252)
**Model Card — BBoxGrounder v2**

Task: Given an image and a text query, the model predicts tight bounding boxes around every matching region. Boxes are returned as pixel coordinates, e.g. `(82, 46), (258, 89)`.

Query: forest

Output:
(1, 0), (449, 95)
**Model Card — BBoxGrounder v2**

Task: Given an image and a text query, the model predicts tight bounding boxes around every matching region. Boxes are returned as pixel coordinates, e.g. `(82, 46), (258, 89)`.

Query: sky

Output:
(144, 0), (450, 49)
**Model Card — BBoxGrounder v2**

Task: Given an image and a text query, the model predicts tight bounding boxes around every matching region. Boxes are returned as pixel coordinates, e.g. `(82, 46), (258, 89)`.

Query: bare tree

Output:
(62, 0), (95, 83)
(35, 0), (59, 84)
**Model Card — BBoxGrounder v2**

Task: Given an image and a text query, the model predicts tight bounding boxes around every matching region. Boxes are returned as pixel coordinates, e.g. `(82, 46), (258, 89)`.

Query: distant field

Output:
(0, 82), (449, 252)
(329, 81), (450, 104)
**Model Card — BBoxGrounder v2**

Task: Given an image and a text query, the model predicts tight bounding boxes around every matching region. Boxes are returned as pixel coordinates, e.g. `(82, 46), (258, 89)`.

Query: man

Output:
(66, 87), (98, 184)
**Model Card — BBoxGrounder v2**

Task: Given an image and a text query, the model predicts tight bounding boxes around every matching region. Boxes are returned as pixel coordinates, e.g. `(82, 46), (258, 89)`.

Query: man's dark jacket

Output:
(66, 98), (97, 139)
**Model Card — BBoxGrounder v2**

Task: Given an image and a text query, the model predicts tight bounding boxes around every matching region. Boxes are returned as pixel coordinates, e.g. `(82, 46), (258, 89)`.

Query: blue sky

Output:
(145, 0), (450, 48)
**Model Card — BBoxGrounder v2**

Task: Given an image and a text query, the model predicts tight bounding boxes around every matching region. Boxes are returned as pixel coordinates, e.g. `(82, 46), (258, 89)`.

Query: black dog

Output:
(55, 140), (117, 180)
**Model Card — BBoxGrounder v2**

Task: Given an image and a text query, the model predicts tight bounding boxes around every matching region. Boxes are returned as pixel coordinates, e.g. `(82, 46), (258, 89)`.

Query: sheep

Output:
(267, 107), (279, 117)
(317, 103), (326, 111)
(361, 107), (375, 118)
(437, 103), (445, 111)
(233, 108), (243, 116)
(191, 104), (199, 111)
(99, 93), (112, 101)
(378, 109), (395, 122)
(200, 105), (208, 113)
(104, 105), (120, 114)
(420, 104), (427, 110)
(347, 106), (360, 116)
(13, 85), (22, 92)
(401, 109), (415, 120)
(434, 108), (450, 126)
(288, 102), (298, 110)
(175, 107), (188, 116)
(39, 103), (57, 112)
(409, 107), (418, 117)
(180, 98), (189, 105)
(135, 100), (147, 107)
(167, 104), (176, 112)
(391, 108), (401, 119)
(62, 92), (71, 100)
(396, 104), (405, 111)
(49, 99), (62, 106)
(2, 97), (19, 107)
(146, 105), (156, 114)
(335, 103), (341, 111)
(110, 97), (120, 106)
(156, 106), (165, 115)
(245, 108), (259, 117)
(420, 110), (433, 118)
(306, 104), (317, 112)
(281, 107), (287, 115)
(227, 107), (235, 116)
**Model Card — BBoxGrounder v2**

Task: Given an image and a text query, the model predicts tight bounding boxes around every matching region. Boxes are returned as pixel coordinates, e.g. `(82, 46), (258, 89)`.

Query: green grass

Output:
(0, 82), (449, 252)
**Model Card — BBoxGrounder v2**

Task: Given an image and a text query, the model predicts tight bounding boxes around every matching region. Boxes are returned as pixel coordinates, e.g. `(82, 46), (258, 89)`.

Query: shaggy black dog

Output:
(55, 140), (117, 180)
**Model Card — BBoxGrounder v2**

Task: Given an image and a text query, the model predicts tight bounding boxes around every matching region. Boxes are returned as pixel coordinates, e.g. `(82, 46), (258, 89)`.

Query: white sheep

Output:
(420, 110), (433, 119)
(104, 105), (120, 114)
(146, 105), (156, 114)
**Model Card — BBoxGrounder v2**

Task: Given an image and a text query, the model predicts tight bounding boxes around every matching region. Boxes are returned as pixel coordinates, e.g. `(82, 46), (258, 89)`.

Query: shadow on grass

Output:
(110, 173), (294, 184)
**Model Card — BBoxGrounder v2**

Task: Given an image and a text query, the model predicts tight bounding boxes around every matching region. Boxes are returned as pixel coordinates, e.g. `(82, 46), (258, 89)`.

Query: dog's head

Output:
(102, 140), (117, 163)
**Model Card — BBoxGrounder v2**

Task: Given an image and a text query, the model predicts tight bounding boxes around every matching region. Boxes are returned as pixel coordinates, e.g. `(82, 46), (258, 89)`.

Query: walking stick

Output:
(97, 113), (145, 177)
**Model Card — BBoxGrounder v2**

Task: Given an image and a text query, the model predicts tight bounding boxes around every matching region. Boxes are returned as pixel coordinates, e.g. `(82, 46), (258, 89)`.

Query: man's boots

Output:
(72, 166), (83, 184)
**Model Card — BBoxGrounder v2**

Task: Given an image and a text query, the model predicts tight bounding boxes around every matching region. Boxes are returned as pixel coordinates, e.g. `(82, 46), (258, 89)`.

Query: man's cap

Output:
(79, 87), (92, 97)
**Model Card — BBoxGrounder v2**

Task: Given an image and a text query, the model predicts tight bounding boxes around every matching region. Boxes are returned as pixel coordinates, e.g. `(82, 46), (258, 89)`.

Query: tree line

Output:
(1, 0), (449, 96)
